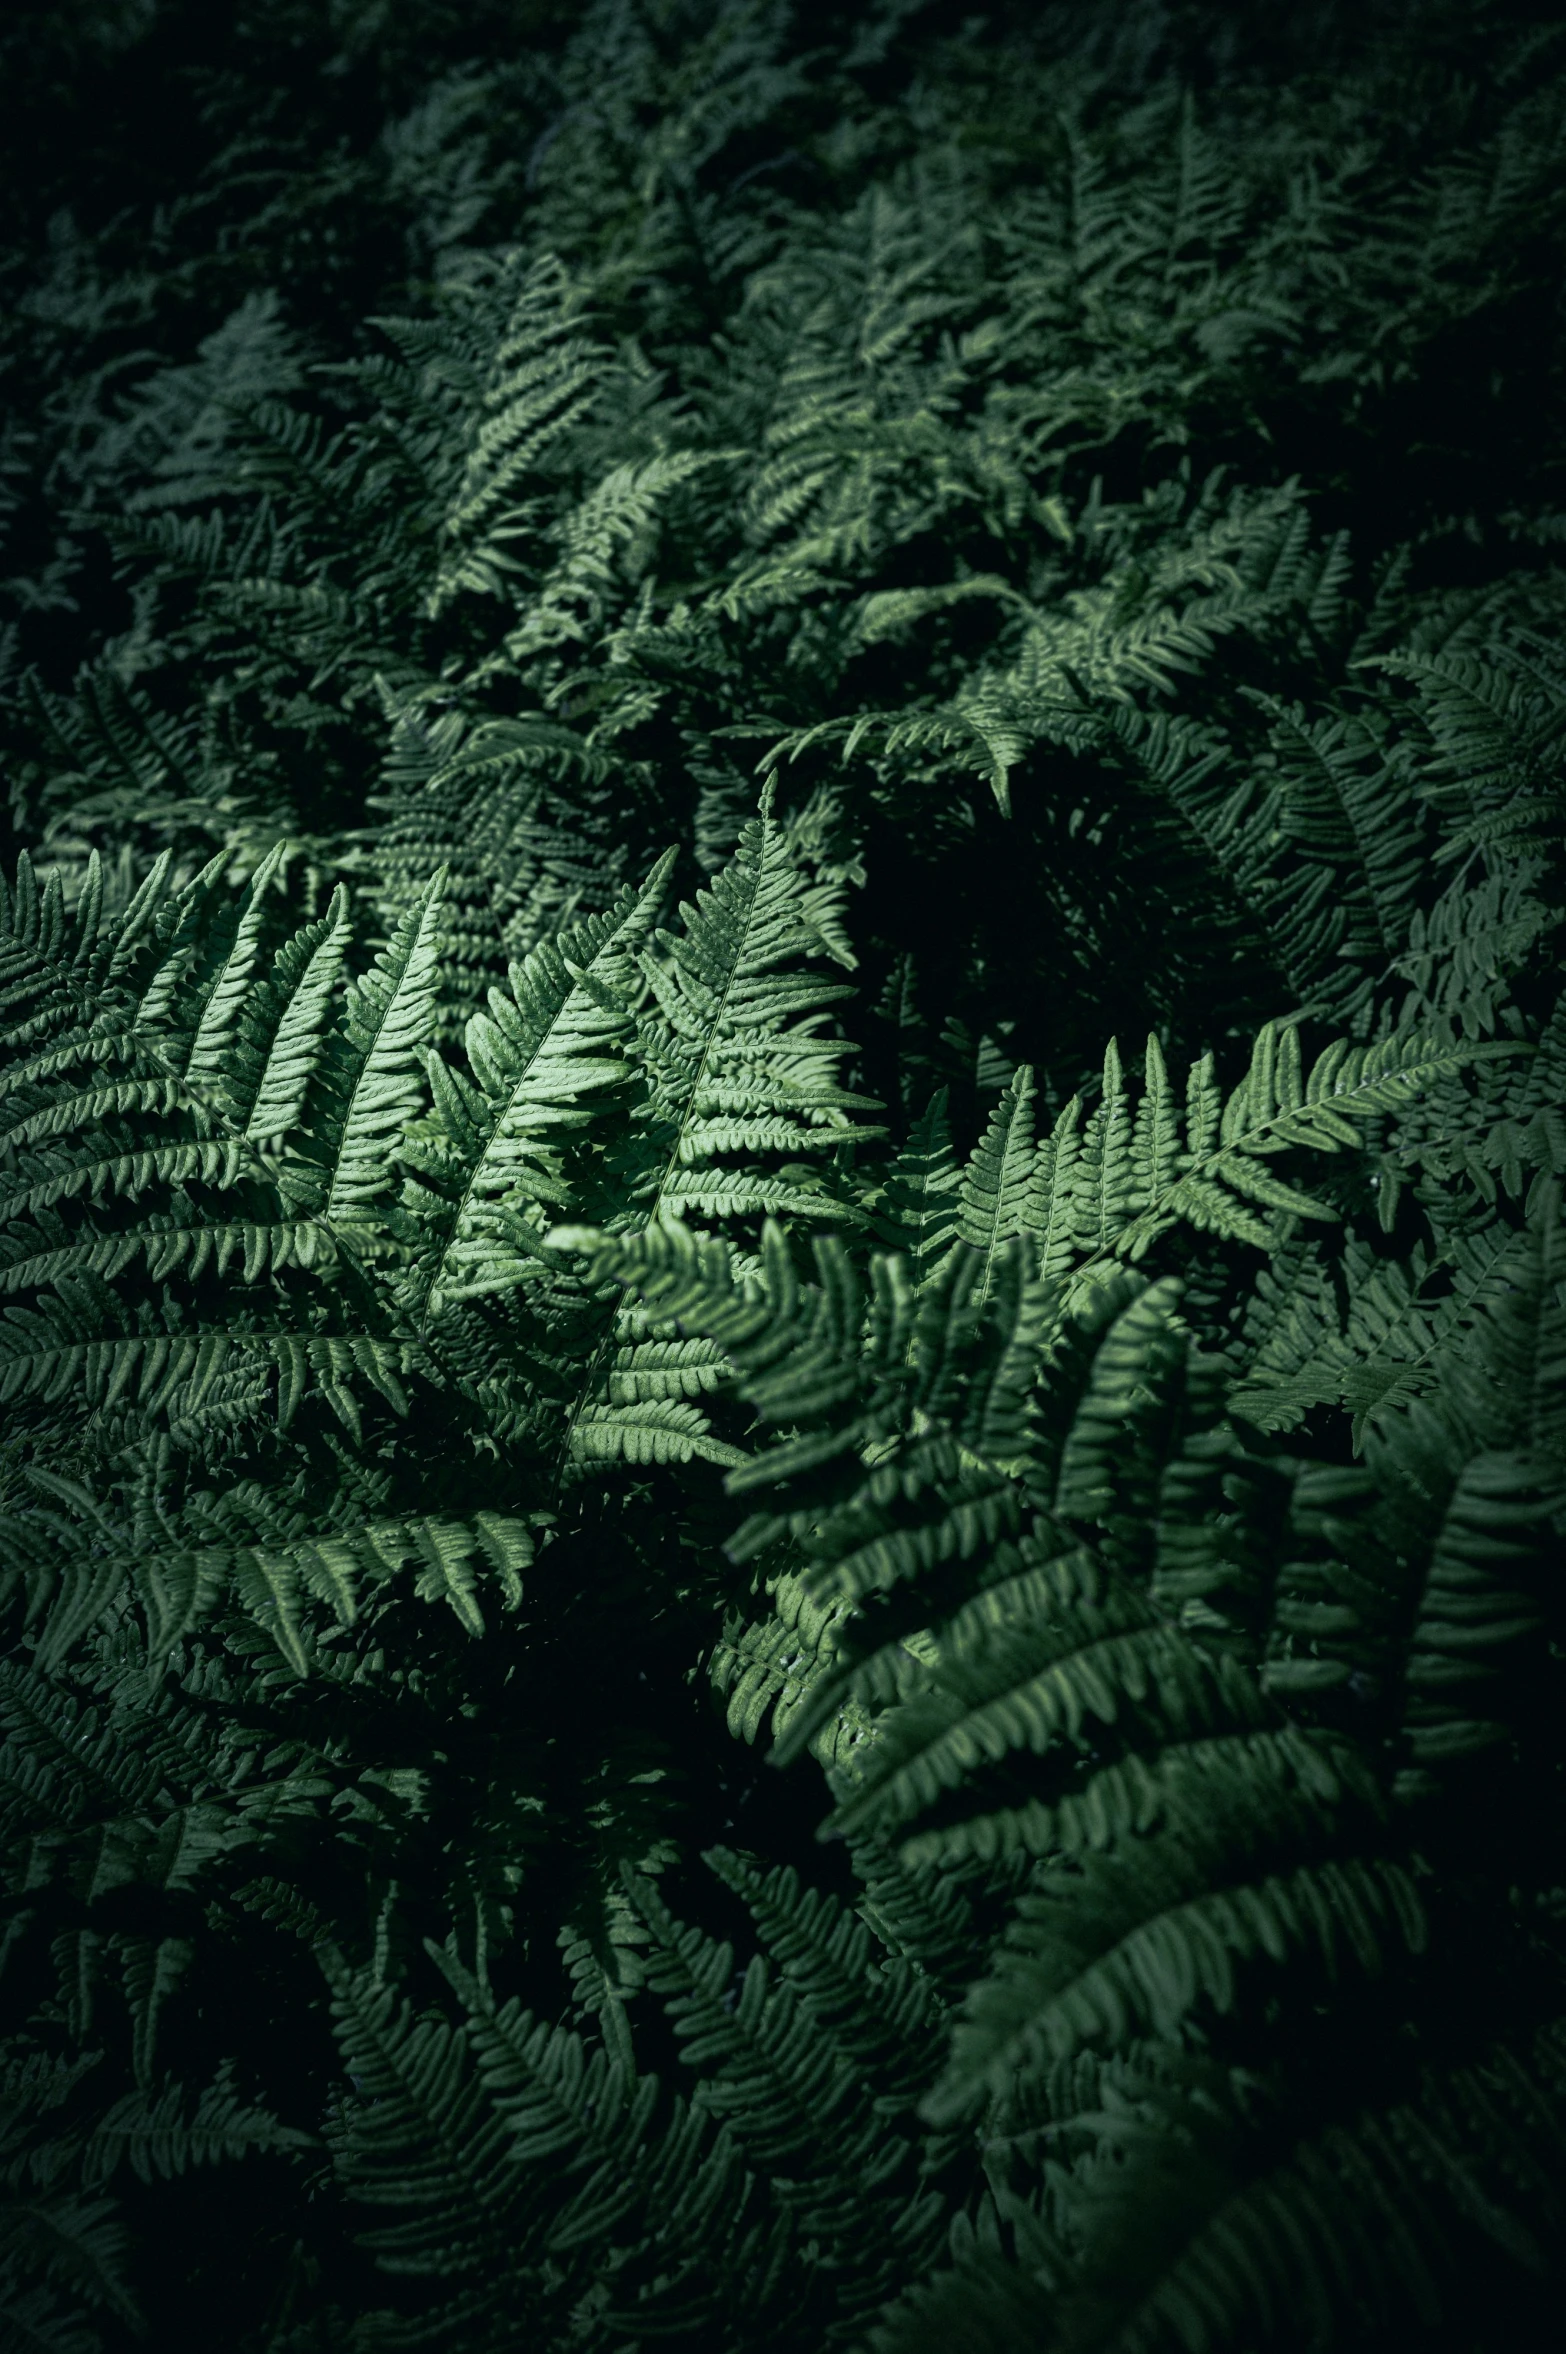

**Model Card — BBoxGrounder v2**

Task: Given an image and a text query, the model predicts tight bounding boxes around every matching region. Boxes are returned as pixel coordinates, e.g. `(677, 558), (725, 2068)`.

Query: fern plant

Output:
(3, 5), (1566, 2351)
(0, 778), (888, 2343)
(561, 1184), (1565, 2354)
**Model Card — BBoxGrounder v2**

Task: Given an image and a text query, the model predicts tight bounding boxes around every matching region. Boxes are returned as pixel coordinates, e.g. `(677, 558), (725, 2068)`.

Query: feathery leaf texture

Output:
(2, 9), (1565, 2349)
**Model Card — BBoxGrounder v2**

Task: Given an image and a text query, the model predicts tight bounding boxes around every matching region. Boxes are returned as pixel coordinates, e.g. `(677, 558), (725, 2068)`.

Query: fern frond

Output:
(927, 1822), (1422, 2127)
(428, 251), (603, 616)
(409, 857), (671, 1319)
(317, 875), (447, 1220)
(78, 2064), (314, 2190)
(16, 1480), (531, 1670)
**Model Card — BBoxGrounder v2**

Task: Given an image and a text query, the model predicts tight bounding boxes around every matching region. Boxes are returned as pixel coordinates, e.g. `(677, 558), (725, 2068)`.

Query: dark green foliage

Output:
(2, 3), (1564, 2349)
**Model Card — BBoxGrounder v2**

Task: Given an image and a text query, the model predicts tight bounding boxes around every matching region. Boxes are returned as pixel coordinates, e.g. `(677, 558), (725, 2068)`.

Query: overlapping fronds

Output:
(2, 5), (1565, 2350)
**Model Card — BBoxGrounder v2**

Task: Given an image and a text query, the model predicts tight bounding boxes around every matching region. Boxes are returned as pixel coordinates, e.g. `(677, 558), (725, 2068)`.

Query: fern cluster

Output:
(2, 4), (1564, 2350)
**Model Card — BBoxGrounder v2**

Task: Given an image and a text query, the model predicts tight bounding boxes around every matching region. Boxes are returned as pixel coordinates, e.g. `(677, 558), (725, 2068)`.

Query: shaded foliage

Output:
(1, 4), (1564, 2350)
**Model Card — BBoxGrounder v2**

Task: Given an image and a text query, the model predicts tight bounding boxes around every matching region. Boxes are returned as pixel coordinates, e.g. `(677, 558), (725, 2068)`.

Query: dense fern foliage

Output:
(2, 2), (1565, 2348)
